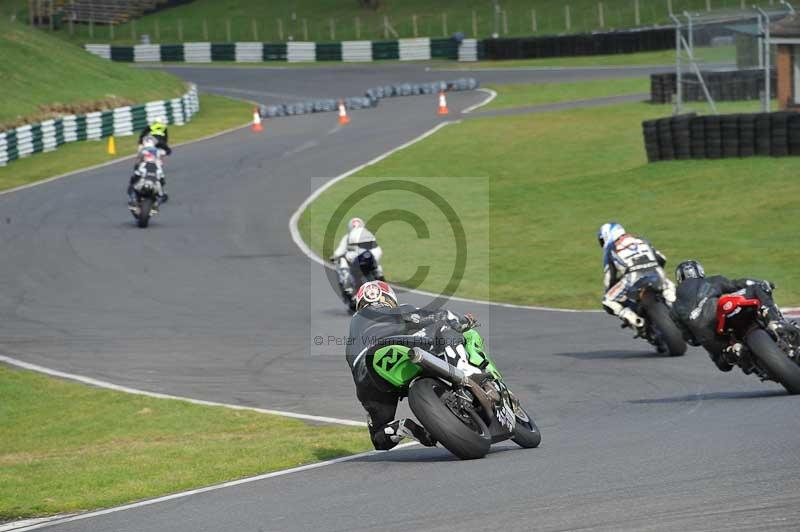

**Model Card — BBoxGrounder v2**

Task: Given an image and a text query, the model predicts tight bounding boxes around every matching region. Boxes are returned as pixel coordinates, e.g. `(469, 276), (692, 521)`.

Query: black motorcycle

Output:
(625, 272), (687, 356)
(337, 246), (383, 312)
(128, 162), (162, 228)
(715, 293), (800, 393)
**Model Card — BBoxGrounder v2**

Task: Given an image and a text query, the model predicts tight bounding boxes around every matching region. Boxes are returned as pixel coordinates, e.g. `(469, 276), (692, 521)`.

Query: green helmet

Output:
(150, 122), (167, 136)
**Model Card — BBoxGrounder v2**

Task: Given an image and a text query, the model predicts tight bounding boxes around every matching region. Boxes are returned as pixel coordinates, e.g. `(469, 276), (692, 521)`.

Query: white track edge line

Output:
(288, 119), (456, 271)
(0, 355), (365, 427)
(3, 442), (418, 532)
(287, 101), (600, 314)
(461, 88), (497, 114)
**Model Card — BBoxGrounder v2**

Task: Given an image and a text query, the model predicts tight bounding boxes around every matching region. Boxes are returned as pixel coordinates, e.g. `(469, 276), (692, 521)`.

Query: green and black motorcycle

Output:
(371, 321), (541, 459)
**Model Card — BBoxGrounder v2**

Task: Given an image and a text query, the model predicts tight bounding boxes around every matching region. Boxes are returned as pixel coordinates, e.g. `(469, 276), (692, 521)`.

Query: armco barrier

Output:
(650, 70), (778, 104)
(642, 111), (800, 162)
(0, 85), (199, 167)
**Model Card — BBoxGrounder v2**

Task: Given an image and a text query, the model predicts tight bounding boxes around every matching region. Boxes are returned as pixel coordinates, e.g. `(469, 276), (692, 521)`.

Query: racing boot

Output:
(158, 179), (169, 204)
(714, 344), (739, 372)
(385, 418), (437, 447)
(662, 279), (677, 306)
(127, 182), (137, 209)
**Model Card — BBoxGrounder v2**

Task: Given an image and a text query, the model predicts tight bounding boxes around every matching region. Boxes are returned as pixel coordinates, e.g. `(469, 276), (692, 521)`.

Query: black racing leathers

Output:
(346, 304), (468, 450)
(671, 275), (779, 370)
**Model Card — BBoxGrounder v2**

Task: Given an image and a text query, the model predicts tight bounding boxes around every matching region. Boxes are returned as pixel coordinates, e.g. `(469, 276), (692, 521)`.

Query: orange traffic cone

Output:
(251, 107), (263, 132)
(437, 91), (449, 116)
(338, 100), (351, 125)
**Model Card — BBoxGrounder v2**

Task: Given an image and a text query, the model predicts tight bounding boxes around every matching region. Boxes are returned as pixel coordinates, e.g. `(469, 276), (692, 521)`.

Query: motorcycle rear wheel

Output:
(137, 198), (153, 228)
(643, 297), (687, 357)
(408, 378), (491, 460)
(747, 328), (800, 394)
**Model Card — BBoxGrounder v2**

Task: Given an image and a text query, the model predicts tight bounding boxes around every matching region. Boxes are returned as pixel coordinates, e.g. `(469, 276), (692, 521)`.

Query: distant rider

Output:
(128, 121), (171, 207)
(346, 280), (477, 451)
(598, 222), (676, 329)
(670, 259), (793, 372)
(329, 217), (385, 297)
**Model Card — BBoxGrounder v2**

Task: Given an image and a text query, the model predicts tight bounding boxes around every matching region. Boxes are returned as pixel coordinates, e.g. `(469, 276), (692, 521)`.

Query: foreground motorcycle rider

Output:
(598, 222), (676, 329)
(670, 259), (795, 372)
(330, 217), (385, 298)
(346, 281), (477, 450)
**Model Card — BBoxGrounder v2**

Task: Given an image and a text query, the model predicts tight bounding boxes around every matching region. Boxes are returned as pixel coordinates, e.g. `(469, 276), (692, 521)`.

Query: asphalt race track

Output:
(3, 64), (800, 532)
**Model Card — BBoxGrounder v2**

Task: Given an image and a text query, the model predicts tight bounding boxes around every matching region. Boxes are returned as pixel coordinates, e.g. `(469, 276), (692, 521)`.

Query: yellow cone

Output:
(107, 135), (116, 155)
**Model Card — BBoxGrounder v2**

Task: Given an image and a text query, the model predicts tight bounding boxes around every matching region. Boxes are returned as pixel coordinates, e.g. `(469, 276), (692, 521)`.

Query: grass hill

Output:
(4, 0), (780, 45)
(0, 15), (185, 130)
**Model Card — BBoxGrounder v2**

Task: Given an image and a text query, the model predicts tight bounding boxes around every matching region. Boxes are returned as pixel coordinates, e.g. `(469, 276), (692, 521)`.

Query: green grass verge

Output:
(483, 78), (650, 110)
(0, 17), (185, 129)
(6, 0), (774, 45)
(0, 364), (370, 521)
(0, 93), (252, 192)
(299, 83), (800, 309)
(443, 45), (736, 69)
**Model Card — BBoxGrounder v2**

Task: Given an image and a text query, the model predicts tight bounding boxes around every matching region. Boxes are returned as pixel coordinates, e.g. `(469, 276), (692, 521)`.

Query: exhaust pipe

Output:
(411, 347), (497, 424)
(410, 347), (468, 386)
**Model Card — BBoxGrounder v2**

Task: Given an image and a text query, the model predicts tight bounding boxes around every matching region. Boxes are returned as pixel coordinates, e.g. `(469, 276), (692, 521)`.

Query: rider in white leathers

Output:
(598, 222), (676, 329)
(330, 218), (385, 297)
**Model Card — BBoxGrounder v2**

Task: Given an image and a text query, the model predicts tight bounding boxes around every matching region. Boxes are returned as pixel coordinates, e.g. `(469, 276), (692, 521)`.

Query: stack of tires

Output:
(642, 111), (800, 163)
(649, 69), (777, 104)
(770, 113), (789, 157)
(789, 114), (800, 156)
(738, 114), (756, 158)
(650, 73), (675, 104)
(720, 115), (740, 158)
(671, 114), (692, 160)
(689, 117), (706, 159)
(642, 119), (660, 161)
(704, 116), (721, 159)
(755, 114), (771, 156)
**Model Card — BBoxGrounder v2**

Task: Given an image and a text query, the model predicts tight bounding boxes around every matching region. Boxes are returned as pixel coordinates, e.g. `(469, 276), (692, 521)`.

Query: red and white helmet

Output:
(355, 281), (398, 311)
(349, 217), (364, 230)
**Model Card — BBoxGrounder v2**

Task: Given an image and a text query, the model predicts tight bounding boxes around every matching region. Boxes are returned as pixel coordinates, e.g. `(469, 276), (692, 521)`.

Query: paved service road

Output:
(2, 64), (799, 532)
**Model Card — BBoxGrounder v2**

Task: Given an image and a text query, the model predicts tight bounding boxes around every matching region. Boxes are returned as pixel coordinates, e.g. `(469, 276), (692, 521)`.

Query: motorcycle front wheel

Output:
(510, 403), (541, 449)
(408, 378), (491, 460)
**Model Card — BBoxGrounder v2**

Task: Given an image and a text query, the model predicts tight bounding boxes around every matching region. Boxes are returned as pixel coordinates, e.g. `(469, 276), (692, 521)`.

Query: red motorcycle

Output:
(716, 294), (800, 394)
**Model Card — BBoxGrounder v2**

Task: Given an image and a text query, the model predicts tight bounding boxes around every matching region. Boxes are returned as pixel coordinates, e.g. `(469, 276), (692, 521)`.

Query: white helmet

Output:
(349, 217), (364, 230)
(598, 223), (626, 248)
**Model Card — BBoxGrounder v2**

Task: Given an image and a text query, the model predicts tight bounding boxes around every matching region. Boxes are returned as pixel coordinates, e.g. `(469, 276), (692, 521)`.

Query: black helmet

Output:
(675, 260), (705, 283)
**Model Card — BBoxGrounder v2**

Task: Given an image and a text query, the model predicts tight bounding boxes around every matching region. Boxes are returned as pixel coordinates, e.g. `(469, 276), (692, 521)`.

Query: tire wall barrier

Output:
(83, 26), (675, 64)
(259, 78), (479, 118)
(0, 85), (200, 167)
(482, 27), (674, 60)
(85, 39), (469, 62)
(650, 70), (778, 104)
(642, 111), (800, 163)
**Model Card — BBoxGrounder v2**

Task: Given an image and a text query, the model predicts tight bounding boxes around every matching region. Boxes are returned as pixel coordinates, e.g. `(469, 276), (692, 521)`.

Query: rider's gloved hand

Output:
(459, 312), (478, 331)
